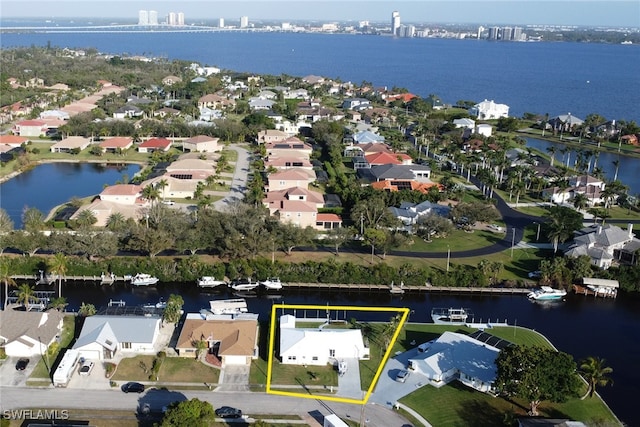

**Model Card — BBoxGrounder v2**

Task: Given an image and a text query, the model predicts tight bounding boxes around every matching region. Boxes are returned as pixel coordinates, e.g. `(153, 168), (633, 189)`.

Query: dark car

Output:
(15, 358), (29, 371)
(121, 382), (145, 393)
(215, 406), (242, 418)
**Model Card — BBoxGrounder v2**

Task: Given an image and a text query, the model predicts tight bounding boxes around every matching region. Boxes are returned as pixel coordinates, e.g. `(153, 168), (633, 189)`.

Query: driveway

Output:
(216, 364), (250, 392)
(213, 145), (251, 211)
(370, 348), (429, 406)
(0, 356), (39, 387)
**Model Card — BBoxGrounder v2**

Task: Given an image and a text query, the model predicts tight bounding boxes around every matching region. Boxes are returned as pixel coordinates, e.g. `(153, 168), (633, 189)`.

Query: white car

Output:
(162, 200), (175, 206)
(489, 224), (504, 232)
(79, 361), (94, 376)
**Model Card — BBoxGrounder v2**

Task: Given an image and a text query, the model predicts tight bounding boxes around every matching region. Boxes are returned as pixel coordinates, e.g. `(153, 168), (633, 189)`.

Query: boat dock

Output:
(10, 273), (126, 286)
(283, 282), (530, 295)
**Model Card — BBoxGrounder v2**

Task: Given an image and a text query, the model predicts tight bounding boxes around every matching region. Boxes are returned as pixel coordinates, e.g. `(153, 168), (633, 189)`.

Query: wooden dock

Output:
(573, 284), (617, 298)
(10, 274), (126, 286)
(284, 283), (530, 295)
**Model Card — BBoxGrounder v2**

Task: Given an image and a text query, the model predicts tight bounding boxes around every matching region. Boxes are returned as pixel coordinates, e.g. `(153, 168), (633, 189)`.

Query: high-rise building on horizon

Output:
(391, 11), (401, 36)
(218, 18), (225, 28)
(168, 12), (177, 26)
(240, 16), (249, 28)
(149, 10), (158, 25)
(178, 12), (185, 26)
(138, 10), (148, 26)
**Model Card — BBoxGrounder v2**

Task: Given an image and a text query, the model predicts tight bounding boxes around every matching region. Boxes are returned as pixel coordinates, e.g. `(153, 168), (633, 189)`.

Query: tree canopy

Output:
(495, 345), (581, 416)
(160, 398), (214, 427)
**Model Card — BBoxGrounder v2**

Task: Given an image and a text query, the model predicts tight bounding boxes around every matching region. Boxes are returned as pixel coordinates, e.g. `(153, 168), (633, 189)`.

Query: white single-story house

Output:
(453, 118), (475, 129)
(475, 124), (492, 137)
(279, 315), (369, 366)
(408, 331), (500, 394)
(72, 315), (161, 360)
(468, 100), (509, 120)
(0, 309), (64, 358)
(50, 136), (91, 153)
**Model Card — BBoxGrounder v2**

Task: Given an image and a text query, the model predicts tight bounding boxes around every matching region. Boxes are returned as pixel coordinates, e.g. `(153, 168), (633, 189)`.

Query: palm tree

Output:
(48, 252), (68, 298)
(0, 258), (17, 308)
(78, 302), (97, 317)
(22, 207), (45, 232)
(572, 193), (590, 212)
(142, 184), (160, 205)
(156, 179), (168, 201)
(612, 159), (620, 182)
(546, 145), (557, 167)
(0, 208), (14, 233)
(106, 212), (128, 232)
(48, 296), (68, 311)
(75, 209), (97, 229)
(580, 356), (613, 399)
(16, 283), (38, 311)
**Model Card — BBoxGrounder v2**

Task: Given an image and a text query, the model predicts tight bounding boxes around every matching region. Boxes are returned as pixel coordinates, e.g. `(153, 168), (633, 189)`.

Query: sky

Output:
(1, 0), (639, 27)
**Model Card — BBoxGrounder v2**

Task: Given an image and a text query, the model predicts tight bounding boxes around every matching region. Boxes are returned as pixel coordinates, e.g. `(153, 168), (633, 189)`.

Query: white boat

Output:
(260, 277), (283, 291)
(527, 286), (567, 301)
(230, 278), (259, 291)
(431, 307), (472, 324)
(142, 297), (166, 309)
(129, 273), (159, 286)
(197, 276), (227, 288)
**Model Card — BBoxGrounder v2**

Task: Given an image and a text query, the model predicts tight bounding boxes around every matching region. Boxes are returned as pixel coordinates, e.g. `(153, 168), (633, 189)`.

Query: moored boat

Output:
(260, 277), (283, 291)
(431, 307), (472, 324)
(527, 286), (567, 301)
(129, 273), (159, 286)
(197, 276), (227, 288)
(230, 278), (259, 291)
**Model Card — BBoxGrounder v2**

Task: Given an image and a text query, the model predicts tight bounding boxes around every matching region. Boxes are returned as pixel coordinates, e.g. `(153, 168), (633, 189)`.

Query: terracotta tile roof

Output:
(99, 137), (133, 148)
(365, 152), (410, 165)
(16, 119), (46, 127)
(100, 184), (142, 196)
(140, 138), (171, 148)
(0, 135), (28, 145)
(316, 213), (342, 222)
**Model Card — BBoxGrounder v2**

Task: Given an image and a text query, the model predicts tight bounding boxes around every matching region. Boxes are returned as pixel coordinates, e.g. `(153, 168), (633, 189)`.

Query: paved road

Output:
(213, 145), (251, 211)
(0, 386), (414, 427)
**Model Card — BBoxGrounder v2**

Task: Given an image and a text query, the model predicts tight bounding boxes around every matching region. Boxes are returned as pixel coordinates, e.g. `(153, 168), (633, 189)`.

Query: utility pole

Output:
(446, 246), (451, 272)
(511, 228), (516, 258)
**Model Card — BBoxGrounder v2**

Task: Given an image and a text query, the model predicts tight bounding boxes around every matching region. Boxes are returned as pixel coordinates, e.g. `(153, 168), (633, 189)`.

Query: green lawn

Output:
(398, 229), (505, 253)
(394, 325), (618, 427)
(29, 314), (75, 380)
(111, 355), (219, 383)
(270, 361), (338, 387)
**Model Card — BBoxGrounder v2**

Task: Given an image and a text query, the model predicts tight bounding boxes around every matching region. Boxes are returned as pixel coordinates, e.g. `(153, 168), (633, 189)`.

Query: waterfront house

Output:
(468, 100), (509, 120)
(175, 314), (258, 366)
(12, 119), (48, 137)
(365, 151), (412, 166)
(73, 315), (161, 360)
(182, 135), (220, 153)
(453, 118), (475, 129)
(279, 315), (369, 366)
(0, 309), (64, 358)
(543, 174), (606, 205)
(408, 331), (500, 394)
(316, 213), (343, 230)
(138, 138), (172, 153)
(165, 158), (216, 181)
(565, 223), (639, 269)
(99, 184), (143, 205)
(548, 114), (584, 133)
(99, 137), (133, 153)
(50, 136), (91, 153)
(258, 129), (290, 144)
(0, 135), (28, 147)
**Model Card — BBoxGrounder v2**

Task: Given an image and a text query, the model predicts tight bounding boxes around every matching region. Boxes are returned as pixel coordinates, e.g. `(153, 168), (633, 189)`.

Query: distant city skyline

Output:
(2, 1), (639, 27)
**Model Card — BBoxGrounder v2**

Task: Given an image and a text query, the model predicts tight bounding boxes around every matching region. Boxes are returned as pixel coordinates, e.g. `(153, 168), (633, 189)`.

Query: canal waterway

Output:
(0, 162), (141, 229)
(14, 281), (638, 425)
(525, 137), (639, 195)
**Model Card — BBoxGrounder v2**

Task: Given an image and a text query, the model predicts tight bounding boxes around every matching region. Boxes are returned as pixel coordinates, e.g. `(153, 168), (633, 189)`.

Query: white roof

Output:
(582, 277), (619, 288)
(74, 315), (159, 348)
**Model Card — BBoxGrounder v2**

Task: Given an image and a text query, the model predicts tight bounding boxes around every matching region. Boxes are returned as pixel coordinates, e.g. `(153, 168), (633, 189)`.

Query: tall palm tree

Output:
(0, 259), (17, 308)
(48, 252), (68, 298)
(612, 159), (620, 182)
(16, 283), (38, 311)
(580, 356), (613, 399)
(156, 179), (168, 201)
(142, 184), (160, 205)
(546, 146), (557, 167)
(75, 209), (97, 229)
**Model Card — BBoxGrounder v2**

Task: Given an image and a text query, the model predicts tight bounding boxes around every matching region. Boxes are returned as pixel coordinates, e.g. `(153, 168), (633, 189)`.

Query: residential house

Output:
(475, 124), (493, 137)
(70, 184), (145, 227)
(248, 98), (275, 110)
(165, 158), (216, 181)
(284, 88), (309, 100)
(153, 107), (180, 118)
(265, 156), (313, 171)
(138, 138), (172, 153)
(266, 137), (313, 158)
(182, 135), (220, 153)
(453, 118), (475, 129)
(279, 315), (369, 365)
(543, 174), (606, 205)
(198, 93), (234, 110)
(315, 213), (343, 230)
(72, 315), (161, 360)
(175, 314), (259, 366)
(267, 169), (316, 191)
(13, 120), (48, 137)
(162, 75), (182, 86)
(50, 136), (91, 153)
(388, 200), (450, 226)
(468, 100), (509, 120)
(408, 331), (501, 394)
(385, 93), (417, 104)
(371, 180), (441, 195)
(365, 151), (412, 166)
(143, 175), (200, 200)
(302, 75), (325, 85)
(264, 187), (325, 228)
(0, 310), (64, 358)
(360, 164), (432, 182)
(342, 98), (371, 110)
(565, 224), (639, 269)
(353, 130), (385, 144)
(113, 105), (143, 119)
(99, 137), (133, 153)
(256, 90), (277, 100)
(198, 107), (223, 122)
(0, 135), (28, 147)
(621, 134), (638, 146)
(40, 110), (70, 121)
(99, 184), (143, 204)
(548, 114), (584, 133)
(258, 129), (290, 144)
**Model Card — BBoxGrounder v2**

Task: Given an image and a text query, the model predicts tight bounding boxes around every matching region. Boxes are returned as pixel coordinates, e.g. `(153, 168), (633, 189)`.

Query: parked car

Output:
(121, 382), (145, 393)
(528, 270), (542, 279)
(161, 200), (175, 206)
(215, 406), (242, 418)
(79, 361), (94, 376)
(489, 224), (504, 232)
(15, 358), (29, 371)
(395, 369), (410, 383)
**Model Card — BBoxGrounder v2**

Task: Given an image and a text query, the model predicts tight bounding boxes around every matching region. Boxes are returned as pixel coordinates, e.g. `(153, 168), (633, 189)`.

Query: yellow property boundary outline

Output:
(266, 304), (410, 404)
